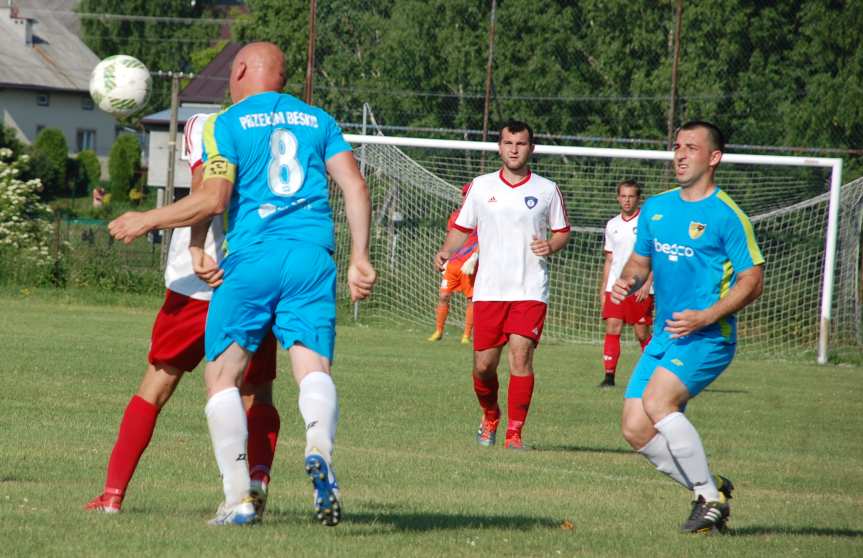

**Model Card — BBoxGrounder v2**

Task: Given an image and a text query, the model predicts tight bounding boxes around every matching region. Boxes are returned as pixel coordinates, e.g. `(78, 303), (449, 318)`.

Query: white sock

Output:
(654, 412), (720, 501)
(205, 387), (250, 507)
(638, 433), (692, 489)
(298, 371), (339, 463)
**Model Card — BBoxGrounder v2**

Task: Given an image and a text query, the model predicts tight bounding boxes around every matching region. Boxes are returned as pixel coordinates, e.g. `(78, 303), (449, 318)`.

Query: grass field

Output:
(1, 290), (861, 557)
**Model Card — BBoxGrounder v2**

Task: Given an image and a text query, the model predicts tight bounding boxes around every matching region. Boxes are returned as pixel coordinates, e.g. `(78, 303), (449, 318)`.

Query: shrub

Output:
(109, 134), (141, 201)
(31, 128), (69, 197)
(0, 147), (56, 284)
(75, 149), (101, 197)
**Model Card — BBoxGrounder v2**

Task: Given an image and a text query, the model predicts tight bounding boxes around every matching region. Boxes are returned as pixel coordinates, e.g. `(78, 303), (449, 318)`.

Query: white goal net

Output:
(330, 116), (863, 361)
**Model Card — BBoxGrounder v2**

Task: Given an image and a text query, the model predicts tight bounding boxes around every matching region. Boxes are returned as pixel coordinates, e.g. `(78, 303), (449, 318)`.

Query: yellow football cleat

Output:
(427, 330), (443, 342)
(460, 335), (471, 344)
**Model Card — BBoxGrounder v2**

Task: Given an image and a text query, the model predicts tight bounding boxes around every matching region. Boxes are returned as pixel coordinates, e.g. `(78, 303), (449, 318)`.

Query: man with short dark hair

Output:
(435, 120), (570, 450)
(599, 179), (653, 387)
(614, 120), (764, 533)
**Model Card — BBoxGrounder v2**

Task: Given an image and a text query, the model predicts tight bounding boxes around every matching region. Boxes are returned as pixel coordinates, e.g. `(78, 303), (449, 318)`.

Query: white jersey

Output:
(164, 112), (224, 301)
(603, 210), (651, 293)
(455, 169), (570, 302)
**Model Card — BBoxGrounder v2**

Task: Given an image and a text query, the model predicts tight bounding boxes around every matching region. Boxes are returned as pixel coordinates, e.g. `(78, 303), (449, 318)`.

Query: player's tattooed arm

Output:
(610, 253), (651, 304)
(435, 229), (470, 271)
(665, 264), (764, 338)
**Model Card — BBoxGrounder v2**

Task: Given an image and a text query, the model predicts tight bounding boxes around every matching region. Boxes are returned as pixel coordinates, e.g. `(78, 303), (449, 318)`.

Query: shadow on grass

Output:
(729, 525), (863, 537)
(268, 509), (560, 531)
(531, 444), (632, 455)
(703, 388), (750, 394)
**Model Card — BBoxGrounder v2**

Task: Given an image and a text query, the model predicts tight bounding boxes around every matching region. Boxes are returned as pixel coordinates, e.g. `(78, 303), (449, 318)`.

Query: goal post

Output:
(339, 132), (855, 363)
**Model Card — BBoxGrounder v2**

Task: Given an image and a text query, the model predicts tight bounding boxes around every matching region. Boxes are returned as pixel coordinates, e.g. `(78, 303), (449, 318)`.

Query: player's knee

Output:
(474, 359), (497, 377)
(641, 394), (675, 424)
(620, 415), (650, 449)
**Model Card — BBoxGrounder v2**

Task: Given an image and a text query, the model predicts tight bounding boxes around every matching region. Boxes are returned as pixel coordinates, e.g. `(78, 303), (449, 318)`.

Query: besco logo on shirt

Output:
(654, 239), (695, 261)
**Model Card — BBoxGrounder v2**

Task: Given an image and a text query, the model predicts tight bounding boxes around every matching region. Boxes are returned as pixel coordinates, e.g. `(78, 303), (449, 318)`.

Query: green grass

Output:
(1, 291), (861, 557)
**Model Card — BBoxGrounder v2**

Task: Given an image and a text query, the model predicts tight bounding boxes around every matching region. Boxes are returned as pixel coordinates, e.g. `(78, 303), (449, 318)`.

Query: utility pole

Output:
(153, 70), (194, 270)
(480, 0), (498, 171)
(304, 0), (317, 103)
(667, 0), (684, 148)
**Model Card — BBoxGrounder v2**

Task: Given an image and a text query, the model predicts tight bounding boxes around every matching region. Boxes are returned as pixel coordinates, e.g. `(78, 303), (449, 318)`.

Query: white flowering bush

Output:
(0, 147), (54, 264)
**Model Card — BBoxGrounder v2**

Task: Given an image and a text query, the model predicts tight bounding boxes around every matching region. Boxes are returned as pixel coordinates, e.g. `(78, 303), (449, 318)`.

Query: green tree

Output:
(109, 134), (141, 201)
(75, 149), (102, 196)
(31, 128), (69, 197)
(77, 0), (218, 118)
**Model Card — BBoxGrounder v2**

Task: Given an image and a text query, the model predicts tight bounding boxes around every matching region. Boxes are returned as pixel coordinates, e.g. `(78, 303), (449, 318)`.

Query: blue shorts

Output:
(205, 242), (336, 362)
(624, 335), (736, 399)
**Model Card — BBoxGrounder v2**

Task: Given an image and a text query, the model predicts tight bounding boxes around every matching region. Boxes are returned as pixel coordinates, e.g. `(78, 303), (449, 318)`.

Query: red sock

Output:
(435, 301), (449, 331)
(104, 395), (160, 495)
(247, 403), (280, 483)
(640, 335), (652, 352)
(603, 334), (621, 374)
(506, 373), (535, 437)
(473, 374), (500, 420)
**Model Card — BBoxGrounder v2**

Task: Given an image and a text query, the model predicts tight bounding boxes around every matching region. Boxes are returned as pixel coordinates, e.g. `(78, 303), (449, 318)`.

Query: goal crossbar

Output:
(344, 134), (844, 364)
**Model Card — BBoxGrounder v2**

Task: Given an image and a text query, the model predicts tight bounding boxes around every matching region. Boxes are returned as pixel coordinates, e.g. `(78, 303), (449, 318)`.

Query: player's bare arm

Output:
(530, 230), (570, 257)
(435, 228), (470, 270)
(665, 264), (764, 338)
(186, 165), (224, 288)
(326, 150), (376, 302)
(600, 251), (613, 306)
(108, 177), (233, 245)
(635, 271), (653, 302)
(610, 252), (651, 303)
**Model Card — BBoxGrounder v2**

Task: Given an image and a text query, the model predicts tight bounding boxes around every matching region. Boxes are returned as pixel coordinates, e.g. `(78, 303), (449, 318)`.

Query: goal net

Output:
(330, 117), (862, 361)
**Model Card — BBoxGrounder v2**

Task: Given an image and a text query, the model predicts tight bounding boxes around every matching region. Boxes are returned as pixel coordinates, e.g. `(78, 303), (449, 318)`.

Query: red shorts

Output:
(440, 260), (475, 298)
(148, 289), (277, 384)
(601, 292), (654, 325)
(473, 300), (547, 351)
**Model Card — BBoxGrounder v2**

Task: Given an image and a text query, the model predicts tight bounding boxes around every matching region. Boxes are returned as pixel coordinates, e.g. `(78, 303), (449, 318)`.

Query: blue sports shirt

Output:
(202, 91), (352, 253)
(634, 187), (764, 349)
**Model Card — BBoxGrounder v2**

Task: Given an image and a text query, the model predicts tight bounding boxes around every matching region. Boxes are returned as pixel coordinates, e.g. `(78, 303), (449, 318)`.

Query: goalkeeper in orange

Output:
(429, 183), (479, 344)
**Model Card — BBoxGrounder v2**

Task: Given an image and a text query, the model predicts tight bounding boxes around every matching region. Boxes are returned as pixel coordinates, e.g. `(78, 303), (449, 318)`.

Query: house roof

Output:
(140, 104), (220, 128)
(0, 1), (98, 92)
(179, 42), (240, 104)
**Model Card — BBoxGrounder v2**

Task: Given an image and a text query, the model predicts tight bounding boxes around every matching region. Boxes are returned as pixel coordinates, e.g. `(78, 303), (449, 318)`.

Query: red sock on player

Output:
(247, 403), (280, 484)
(103, 395), (160, 496)
(435, 302), (449, 332)
(506, 373), (535, 437)
(603, 333), (621, 374)
(473, 374), (500, 420)
(640, 335), (652, 352)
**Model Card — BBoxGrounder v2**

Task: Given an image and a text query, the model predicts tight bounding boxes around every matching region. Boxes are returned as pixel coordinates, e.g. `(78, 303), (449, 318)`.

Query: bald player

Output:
(109, 42), (376, 526)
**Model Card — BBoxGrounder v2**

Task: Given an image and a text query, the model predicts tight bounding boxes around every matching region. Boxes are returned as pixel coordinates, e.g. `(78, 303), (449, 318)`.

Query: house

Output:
(142, 43), (239, 199)
(0, 1), (118, 160)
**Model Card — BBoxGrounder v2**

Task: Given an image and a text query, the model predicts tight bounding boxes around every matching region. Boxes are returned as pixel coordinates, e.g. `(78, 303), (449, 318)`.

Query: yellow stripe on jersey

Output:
(202, 111), (236, 184)
(718, 260), (734, 339)
(717, 191), (765, 265)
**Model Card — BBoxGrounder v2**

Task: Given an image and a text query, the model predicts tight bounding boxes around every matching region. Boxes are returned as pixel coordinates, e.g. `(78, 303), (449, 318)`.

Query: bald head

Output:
(229, 42), (286, 103)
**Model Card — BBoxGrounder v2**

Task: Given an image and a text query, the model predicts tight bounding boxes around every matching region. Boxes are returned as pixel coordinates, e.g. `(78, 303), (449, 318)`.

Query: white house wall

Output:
(0, 88), (117, 158)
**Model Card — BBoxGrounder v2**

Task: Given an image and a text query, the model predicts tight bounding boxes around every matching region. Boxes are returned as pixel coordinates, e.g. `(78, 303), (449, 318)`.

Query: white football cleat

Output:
(207, 496), (258, 526)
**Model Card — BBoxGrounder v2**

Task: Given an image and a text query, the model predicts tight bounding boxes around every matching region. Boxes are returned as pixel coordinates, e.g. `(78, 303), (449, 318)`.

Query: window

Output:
(76, 129), (96, 152)
(82, 96), (94, 111)
(35, 125), (45, 136)
(35, 93), (49, 106)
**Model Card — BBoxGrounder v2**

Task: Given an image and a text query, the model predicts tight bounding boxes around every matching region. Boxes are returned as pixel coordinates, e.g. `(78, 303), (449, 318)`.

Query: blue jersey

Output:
(202, 91), (352, 254)
(634, 187), (764, 348)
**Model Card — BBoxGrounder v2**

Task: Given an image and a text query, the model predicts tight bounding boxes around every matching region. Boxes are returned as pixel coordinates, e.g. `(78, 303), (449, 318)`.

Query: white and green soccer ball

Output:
(89, 55), (152, 116)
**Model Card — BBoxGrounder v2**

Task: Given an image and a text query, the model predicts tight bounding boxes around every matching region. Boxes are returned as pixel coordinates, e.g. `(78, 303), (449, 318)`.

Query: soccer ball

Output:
(89, 55), (152, 116)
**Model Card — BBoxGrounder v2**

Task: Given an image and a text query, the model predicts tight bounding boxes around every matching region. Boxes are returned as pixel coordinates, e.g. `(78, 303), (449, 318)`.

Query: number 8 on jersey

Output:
(268, 128), (304, 196)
